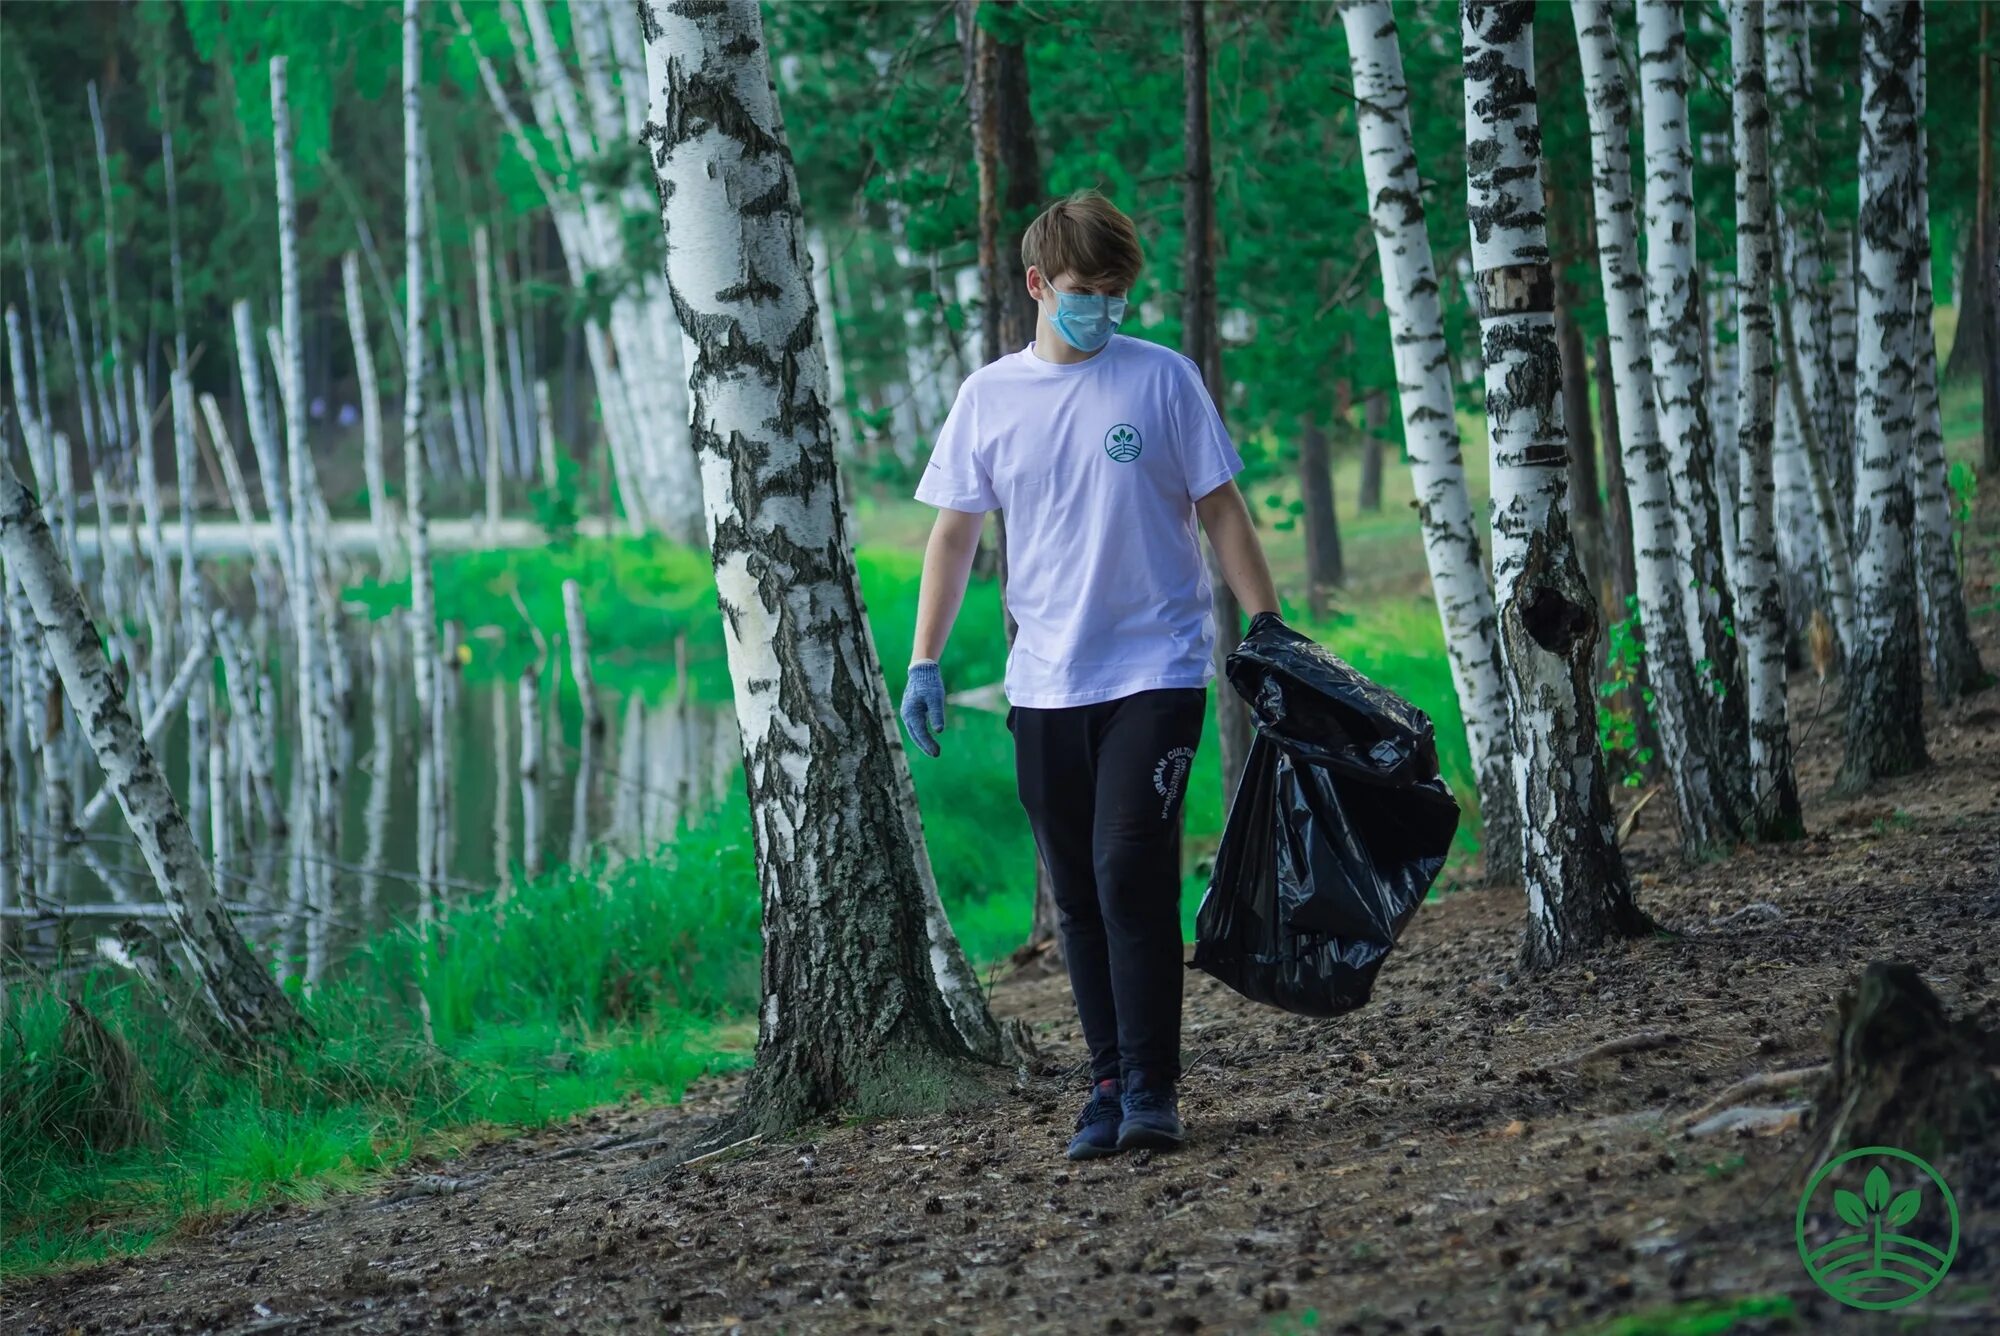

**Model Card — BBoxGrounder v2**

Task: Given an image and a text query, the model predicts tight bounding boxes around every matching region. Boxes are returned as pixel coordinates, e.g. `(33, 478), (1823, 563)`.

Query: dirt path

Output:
(10, 635), (2000, 1334)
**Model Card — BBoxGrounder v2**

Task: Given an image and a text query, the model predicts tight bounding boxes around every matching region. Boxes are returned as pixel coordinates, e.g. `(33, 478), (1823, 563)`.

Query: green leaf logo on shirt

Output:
(1104, 423), (1143, 463)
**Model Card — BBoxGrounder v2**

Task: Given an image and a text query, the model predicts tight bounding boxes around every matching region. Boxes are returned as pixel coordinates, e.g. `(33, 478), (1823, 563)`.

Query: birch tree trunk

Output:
(1637, 0), (1751, 802)
(1776, 299), (1861, 658)
(1838, 0), (1930, 790)
(1573, 0), (1745, 857)
(1766, 1), (1852, 528)
(2, 465), (307, 1049)
(1464, 0), (1647, 966)
(173, 367), (211, 859)
(476, 223), (506, 532)
(640, 0), (1010, 1133)
(1729, 1), (1802, 841)
(1905, 22), (1986, 703)
(403, 0), (444, 1044)
(342, 253), (396, 573)
(273, 57), (340, 956)
(1340, 0), (1519, 877)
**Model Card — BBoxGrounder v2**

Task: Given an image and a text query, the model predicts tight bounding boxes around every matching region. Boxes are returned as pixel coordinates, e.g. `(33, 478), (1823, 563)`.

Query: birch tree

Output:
(1636, 0), (1751, 807)
(1905, 20), (1986, 703)
(342, 252), (396, 572)
(1339, 0), (1518, 876)
(403, 0), (447, 954)
(1, 464), (307, 1050)
(1839, 0), (1929, 789)
(1766, 2), (1852, 528)
(272, 56), (339, 952)
(1729, 1), (1802, 840)
(639, 0), (1011, 1132)
(1462, 0), (1648, 967)
(1572, 0), (1743, 857)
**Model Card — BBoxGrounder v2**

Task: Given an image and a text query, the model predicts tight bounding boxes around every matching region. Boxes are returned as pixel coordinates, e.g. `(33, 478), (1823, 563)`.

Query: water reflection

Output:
(27, 620), (740, 980)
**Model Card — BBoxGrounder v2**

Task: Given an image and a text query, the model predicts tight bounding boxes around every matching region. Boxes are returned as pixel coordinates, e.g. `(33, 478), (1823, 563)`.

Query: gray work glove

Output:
(900, 660), (947, 758)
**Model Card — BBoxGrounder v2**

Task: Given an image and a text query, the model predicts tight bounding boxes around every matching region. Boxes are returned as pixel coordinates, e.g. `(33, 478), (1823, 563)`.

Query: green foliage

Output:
(1, 800), (763, 1278)
(1597, 598), (1657, 789)
(1577, 1295), (1798, 1336)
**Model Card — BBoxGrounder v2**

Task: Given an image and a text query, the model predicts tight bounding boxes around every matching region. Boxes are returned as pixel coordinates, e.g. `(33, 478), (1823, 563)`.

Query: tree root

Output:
(1806, 962), (2000, 1173)
(1678, 1065), (1827, 1128)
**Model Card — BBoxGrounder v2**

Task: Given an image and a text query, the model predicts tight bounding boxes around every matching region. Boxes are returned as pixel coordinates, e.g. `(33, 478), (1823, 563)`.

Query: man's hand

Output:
(901, 660), (947, 758)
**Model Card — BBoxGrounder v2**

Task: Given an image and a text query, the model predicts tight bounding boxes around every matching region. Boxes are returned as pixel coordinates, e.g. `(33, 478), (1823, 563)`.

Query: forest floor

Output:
(10, 572), (2000, 1333)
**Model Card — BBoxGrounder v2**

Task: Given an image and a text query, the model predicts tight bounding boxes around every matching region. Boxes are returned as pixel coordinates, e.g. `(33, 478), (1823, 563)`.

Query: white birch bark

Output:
(273, 57), (341, 962)
(546, 0), (701, 543)
(207, 679), (228, 895)
(641, 0), (1010, 1127)
(173, 367), (211, 858)
(196, 393), (283, 599)
(534, 378), (560, 488)
(1338, 0), (1518, 877)
(1839, 0), (1929, 788)
(1463, 1), (1646, 965)
(503, 243), (535, 481)
(425, 173), (481, 486)
(232, 302), (299, 600)
(138, 369), (171, 627)
(561, 578), (605, 738)
(446, 0), (651, 531)
(1766, 1), (1852, 526)
(1777, 298), (1861, 657)
(1905, 20), (1985, 702)
(342, 253), (396, 573)
(213, 614), (283, 840)
(1572, 0), (1744, 856)
(362, 626), (393, 922)
(1637, 0), (1750, 789)
(403, 0), (443, 1045)
(1729, 0), (1802, 840)
(85, 83), (133, 491)
(2, 464), (306, 1047)
(476, 224), (506, 531)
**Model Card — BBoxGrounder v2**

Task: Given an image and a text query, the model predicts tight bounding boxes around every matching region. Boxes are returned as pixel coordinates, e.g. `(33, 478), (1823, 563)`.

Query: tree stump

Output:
(1809, 962), (2000, 1171)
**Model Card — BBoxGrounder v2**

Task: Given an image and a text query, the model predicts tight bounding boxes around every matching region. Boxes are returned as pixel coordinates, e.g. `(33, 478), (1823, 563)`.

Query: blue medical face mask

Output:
(1046, 290), (1128, 352)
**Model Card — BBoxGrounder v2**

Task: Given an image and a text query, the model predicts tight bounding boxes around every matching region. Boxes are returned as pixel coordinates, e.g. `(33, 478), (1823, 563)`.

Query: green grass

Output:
(1, 800), (762, 1278)
(1577, 1295), (1798, 1336)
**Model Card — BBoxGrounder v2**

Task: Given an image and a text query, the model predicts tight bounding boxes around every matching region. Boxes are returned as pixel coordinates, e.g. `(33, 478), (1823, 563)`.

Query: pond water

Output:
(23, 619), (741, 981)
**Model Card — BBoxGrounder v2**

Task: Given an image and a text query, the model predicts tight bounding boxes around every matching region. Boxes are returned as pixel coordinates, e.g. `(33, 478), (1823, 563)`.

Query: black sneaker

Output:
(1116, 1070), (1186, 1152)
(1066, 1077), (1124, 1160)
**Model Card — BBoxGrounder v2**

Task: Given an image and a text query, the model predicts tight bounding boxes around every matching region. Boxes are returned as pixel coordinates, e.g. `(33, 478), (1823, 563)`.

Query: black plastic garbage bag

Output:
(1190, 617), (1461, 1018)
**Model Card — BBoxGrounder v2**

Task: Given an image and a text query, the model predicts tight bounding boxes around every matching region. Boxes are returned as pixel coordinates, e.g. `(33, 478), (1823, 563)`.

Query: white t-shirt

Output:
(914, 334), (1245, 709)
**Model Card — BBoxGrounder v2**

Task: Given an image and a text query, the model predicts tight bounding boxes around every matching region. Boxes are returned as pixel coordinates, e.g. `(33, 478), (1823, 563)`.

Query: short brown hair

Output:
(1021, 190), (1144, 293)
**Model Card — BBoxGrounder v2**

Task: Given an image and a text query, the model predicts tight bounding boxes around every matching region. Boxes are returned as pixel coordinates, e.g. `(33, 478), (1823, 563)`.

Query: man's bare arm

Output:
(1194, 481), (1280, 619)
(911, 508), (987, 665)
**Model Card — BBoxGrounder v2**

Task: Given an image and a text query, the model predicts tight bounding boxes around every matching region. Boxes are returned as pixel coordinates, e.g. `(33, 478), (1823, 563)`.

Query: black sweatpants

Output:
(1010, 687), (1207, 1085)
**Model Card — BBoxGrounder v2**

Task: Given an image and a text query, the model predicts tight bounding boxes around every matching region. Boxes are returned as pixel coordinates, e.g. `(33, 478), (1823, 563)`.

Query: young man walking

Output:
(900, 190), (1280, 1159)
